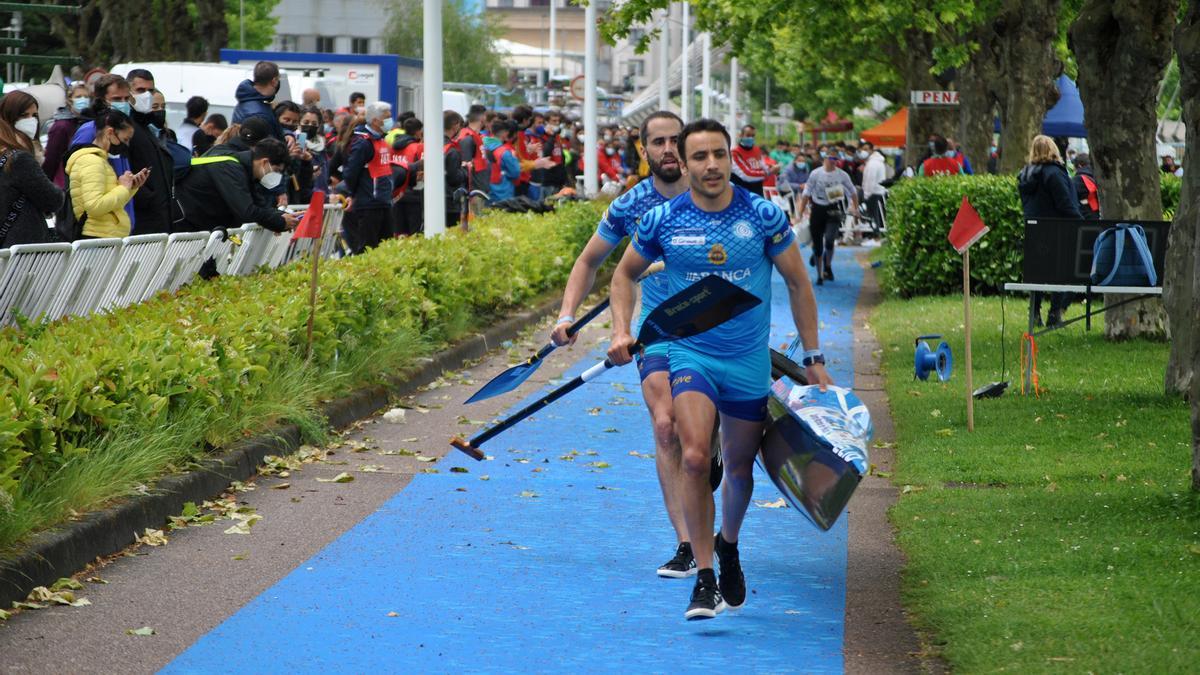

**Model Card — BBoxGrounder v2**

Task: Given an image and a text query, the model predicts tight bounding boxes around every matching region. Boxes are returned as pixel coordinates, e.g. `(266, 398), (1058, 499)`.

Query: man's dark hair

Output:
(239, 116), (273, 145)
(403, 117), (423, 136)
(350, 92), (366, 104)
(468, 103), (487, 117)
(300, 105), (322, 122)
(678, 118), (731, 157)
(860, 140), (874, 150)
(930, 134), (949, 155)
(253, 137), (288, 165)
(192, 132), (215, 156)
(1074, 152), (1091, 168)
(273, 100), (302, 118)
(95, 108), (133, 134)
(253, 61), (280, 85)
(511, 105), (533, 125)
(640, 110), (683, 144)
(398, 110), (416, 123)
(92, 74), (129, 101)
(444, 110), (464, 132)
(204, 113), (228, 131)
(125, 68), (154, 84)
(186, 96), (209, 121)
(490, 120), (509, 137)
(741, 124), (756, 134)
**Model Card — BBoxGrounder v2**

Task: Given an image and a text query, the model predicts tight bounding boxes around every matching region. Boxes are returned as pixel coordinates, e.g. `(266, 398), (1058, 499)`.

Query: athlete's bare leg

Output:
(641, 371), (689, 543)
(674, 391), (719, 569)
(714, 414), (766, 542)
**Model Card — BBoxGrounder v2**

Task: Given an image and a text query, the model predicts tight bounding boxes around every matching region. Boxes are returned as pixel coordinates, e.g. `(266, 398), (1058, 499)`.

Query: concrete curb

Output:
(0, 287), (582, 609)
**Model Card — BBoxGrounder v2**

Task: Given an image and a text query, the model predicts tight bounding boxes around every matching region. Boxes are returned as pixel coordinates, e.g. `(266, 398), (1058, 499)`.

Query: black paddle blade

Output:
(770, 348), (809, 385)
(636, 275), (761, 347)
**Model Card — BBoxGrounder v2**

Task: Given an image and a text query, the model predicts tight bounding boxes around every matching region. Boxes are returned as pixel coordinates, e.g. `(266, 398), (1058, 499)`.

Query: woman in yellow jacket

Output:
(65, 110), (148, 238)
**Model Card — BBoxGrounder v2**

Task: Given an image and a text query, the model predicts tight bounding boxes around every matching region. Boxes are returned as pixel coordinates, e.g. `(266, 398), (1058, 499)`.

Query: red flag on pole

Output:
(292, 191), (326, 240)
(948, 195), (989, 253)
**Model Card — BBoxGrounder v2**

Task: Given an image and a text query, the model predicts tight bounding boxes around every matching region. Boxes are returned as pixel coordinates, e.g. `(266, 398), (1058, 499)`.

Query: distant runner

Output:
(550, 111), (706, 579)
(608, 118), (833, 621)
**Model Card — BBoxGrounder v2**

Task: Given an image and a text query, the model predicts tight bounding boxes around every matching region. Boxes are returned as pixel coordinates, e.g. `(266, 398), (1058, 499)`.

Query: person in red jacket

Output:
(920, 135), (963, 177)
(730, 124), (769, 195)
(598, 140), (624, 184)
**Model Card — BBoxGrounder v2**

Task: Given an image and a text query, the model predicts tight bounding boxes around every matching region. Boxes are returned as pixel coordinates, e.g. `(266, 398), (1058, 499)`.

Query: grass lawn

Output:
(872, 293), (1200, 672)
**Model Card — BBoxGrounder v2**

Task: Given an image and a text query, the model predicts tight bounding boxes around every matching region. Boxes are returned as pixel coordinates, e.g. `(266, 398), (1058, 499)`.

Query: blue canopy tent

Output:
(994, 75), (1087, 138)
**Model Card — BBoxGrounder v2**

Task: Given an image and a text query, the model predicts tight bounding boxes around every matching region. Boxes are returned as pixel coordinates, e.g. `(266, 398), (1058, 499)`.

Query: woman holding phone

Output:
(66, 109), (148, 239)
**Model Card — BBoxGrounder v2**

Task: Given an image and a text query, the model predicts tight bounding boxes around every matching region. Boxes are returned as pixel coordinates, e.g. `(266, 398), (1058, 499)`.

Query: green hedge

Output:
(884, 174), (1182, 297)
(0, 202), (602, 543)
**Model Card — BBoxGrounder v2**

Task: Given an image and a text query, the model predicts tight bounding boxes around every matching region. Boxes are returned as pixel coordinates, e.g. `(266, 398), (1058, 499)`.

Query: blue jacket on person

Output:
(232, 80), (285, 142)
(483, 136), (520, 203)
(337, 125), (393, 211)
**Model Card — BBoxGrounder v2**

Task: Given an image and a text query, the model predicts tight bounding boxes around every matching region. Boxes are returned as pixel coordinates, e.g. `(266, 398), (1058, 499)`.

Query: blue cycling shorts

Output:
(667, 344), (770, 421)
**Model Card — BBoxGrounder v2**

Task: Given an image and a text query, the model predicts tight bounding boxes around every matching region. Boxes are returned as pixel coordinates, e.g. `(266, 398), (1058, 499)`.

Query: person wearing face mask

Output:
(0, 90), (64, 247)
(274, 100), (310, 206)
(919, 134), (963, 177)
(781, 153), (812, 195)
(336, 102), (396, 253)
(540, 110), (568, 196)
(122, 70), (176, 234)
(798, 149), (859, 284)
(233, 61), (287, 143)
(598, 140), (623, 185)
(455, 105), (489, 213)
(290, 106), (329, 201)
(859, 141), (889, 235)
(42, 82), (91, 187)
(70, 74), (138, 228)
(66, 109), (149, 239)
(730, 124), (769, 196)
(175, 137), (296, 234)
(177, 96), (209, 151)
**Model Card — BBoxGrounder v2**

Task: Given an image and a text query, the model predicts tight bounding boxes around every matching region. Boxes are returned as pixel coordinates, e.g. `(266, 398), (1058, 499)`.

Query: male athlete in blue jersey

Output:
(609, 118), (833, 620)
(549, 112), (712, 578)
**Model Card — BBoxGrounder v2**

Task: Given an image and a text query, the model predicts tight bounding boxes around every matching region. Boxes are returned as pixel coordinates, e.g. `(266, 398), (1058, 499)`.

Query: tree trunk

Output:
(1176, 1), (1200, 489)
(1071, 0), (1175, 342)
(902, 29), (956, 168)
(958, 24), (1002, 174)
(992, 0), (1063, 174)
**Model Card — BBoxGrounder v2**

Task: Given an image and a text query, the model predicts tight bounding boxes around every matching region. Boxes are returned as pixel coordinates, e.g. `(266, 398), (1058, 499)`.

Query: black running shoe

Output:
(823, 266), (835, 281)
(657, 542), (697, 578)
(715, 532), (746, 609)
(685, 572), (726, 620)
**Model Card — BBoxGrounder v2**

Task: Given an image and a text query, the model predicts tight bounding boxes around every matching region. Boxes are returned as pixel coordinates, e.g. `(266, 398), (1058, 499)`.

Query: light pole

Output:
(726, 56), (739, 134)
(701, 32), (711, 118)
(423, 0), (445, 237)
(584, 0), (598, 196)
(680, 2), (689, 122)
(548, 0), (556, 79)
(657, 8), (669, 111)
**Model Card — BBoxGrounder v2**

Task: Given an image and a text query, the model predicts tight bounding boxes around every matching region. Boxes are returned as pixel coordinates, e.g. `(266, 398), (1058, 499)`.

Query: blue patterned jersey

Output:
(632, 185), (795, 356)
(597, 177), (670, 309)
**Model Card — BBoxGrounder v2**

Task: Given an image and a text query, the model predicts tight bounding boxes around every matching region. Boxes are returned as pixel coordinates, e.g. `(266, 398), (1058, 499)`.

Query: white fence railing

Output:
(0, 206), (344, 328)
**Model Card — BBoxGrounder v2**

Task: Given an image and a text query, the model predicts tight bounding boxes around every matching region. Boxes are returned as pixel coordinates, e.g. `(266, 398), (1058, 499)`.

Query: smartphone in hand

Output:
(296, 131), (308, 147)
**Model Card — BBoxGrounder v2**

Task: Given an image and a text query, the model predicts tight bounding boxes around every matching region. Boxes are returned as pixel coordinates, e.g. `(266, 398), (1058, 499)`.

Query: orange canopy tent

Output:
(860, 107), (908, 147)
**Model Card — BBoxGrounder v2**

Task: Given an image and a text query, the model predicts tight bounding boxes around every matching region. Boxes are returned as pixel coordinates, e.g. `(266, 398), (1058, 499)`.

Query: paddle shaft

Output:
(467, 352), (626, 448)
(530, 298), (610, 362)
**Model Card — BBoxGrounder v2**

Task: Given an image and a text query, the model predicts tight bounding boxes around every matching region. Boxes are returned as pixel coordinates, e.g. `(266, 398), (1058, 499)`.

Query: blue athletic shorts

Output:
(634, 304), (670, 382)
(667, 344), (770, 421)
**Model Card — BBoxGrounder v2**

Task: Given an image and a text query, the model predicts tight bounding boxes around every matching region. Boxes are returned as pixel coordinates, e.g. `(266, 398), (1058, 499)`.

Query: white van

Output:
(110, 62), (294, 130)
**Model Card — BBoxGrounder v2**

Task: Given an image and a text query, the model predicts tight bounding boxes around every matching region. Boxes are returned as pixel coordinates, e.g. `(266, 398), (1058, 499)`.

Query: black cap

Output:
(238, 116), (273, 145)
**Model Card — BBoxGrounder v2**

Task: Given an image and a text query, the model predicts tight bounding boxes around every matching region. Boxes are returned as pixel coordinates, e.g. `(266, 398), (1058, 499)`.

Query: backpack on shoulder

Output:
(1090, 223), (1156, 287)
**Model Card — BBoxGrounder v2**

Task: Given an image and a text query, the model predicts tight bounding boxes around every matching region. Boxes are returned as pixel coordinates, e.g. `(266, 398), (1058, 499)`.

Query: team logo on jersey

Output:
(708, 243), (727, 265)
(733, 221), (754, 239)
(772, 231), (786, 244)
(671, 229), (706, 246)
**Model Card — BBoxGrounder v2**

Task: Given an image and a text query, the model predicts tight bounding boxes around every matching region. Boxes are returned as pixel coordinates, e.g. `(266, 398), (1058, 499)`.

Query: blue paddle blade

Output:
(464, 352), (548, 404)
(637, 274), (761, 347)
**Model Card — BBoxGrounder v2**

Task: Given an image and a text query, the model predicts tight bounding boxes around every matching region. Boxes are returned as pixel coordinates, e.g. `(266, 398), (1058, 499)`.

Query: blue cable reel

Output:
(914, 334), (953, 381)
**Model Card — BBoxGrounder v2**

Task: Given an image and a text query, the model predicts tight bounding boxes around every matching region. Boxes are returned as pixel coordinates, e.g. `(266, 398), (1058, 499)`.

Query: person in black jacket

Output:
(336, 101), (395, 254)
(1018, 134), (1083, 327)
(175, 138), (298, 233)
(1071, 153), (1101, 220)
(123, 69), (176, 234)
(0, 91), (64, 248)
(443, 110), (467, 227)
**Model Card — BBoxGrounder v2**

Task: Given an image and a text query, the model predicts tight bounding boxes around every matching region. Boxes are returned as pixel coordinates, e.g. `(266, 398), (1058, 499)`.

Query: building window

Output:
(629, 28), (645, 44)
(316, 36), (336, 53)
(627, 59), (645, 76)
(278, 35), (298, 52)
(352, 37), (369, 54)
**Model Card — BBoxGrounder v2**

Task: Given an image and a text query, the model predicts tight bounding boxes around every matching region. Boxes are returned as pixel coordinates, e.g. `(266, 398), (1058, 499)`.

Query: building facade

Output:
(269, 0), (390, 55)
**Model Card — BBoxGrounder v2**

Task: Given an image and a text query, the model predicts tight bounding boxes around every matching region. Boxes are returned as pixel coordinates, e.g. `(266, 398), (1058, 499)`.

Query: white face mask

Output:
(133, 90), (154, 114)
(14, 117), (39, 139)
(260, 169), (283, 189)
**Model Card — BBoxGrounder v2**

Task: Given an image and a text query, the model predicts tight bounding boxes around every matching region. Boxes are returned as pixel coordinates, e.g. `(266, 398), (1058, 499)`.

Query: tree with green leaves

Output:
(1177, 0), (1200, 489)
(382, 0), (507, 85)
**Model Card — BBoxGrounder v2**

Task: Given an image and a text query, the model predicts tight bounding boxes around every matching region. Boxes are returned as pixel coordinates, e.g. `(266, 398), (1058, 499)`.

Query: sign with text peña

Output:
(910, 90), (960, 106)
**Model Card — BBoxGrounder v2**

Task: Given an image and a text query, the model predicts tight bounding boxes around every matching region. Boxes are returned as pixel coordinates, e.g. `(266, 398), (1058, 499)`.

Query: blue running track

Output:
(166, 252), (864, 674)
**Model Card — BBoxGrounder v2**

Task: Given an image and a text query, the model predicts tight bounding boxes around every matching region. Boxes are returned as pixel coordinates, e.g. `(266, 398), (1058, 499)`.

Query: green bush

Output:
(885, 174), (1182, 297)
(0, 202), (602, 546)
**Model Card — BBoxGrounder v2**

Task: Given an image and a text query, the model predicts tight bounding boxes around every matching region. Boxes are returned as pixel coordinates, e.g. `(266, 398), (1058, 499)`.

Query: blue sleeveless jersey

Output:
(597, 177), (670, 310)
(631, 185), (795, 356)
